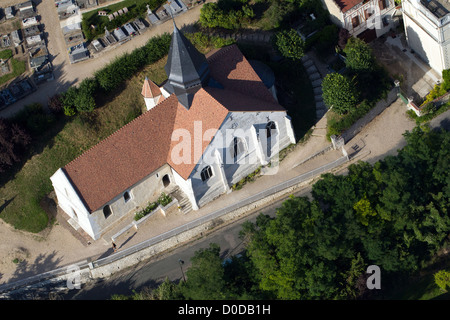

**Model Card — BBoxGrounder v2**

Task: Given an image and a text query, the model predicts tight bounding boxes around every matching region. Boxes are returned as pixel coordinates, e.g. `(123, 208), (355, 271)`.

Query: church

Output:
(50, 22), (296, 241)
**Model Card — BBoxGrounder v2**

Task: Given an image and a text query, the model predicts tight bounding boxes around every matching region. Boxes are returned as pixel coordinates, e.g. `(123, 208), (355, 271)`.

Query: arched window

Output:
(201, 166), (213, 182)
(230, 137), (245, 160)
(103, 205), (112, 219)
(266, 121), (277, 138)
(123, 191), (131, 202)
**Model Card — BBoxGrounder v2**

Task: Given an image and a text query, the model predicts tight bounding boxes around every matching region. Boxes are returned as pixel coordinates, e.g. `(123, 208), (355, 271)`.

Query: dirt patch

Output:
(370, 33), (438, 100)
(0, 246), (30, 269)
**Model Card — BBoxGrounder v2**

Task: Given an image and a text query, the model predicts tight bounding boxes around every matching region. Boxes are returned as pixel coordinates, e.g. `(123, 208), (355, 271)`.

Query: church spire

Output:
(164, 20), (210, 110)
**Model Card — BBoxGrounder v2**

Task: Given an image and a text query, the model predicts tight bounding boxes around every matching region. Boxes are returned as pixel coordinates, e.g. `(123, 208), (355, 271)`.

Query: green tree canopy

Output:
(343, 37), (375, 73)
(321, 73), (358, 114)
(179, 243), (229, 300)
(274, 29), (305, 61)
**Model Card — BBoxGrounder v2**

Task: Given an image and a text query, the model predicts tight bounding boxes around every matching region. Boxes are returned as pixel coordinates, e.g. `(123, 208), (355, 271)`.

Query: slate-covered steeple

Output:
(164, 20), (210, 110)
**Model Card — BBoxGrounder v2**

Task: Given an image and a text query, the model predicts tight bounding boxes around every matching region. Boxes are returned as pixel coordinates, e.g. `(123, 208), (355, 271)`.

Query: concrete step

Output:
(311, 79), (322, 87)
(303, 59), (314, 68)
(301, 55), (311, 63)
(313, 86), (322, 95)
(306, 65), (317, 75)
(309, 73), (321, 81)
(316, 100), (326, 109)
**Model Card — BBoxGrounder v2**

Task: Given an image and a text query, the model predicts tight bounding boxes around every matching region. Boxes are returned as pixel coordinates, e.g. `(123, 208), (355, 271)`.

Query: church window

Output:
(266, 121), (277, 138)
(123, 191), (131, 202)
(103, 205), (112, 219)
(201, 166), (213, 182)
(230, 137), (245, 160)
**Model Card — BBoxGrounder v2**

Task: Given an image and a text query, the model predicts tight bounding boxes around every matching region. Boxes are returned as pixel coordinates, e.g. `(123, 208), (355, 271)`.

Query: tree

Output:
(61, 87), (78, 116)
(180, 243), (229, 300)
(48, 94), (63, 115)
(150, 277), (183, 300)
(243, 197), (347, 300)
(274, 29), (305, 61)
(434, 270), (450, 291)
(343, 37), (375, 73)
(0, 118), (30, 173)
(321, 73), (358, 114)
(75, 78), (98, 113)
(12, 103), (55, 136)
(199, 1), (253, 30)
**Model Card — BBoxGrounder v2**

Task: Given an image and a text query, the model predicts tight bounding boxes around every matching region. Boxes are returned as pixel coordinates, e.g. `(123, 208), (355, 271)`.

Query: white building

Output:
(321, 0), (397, 40)
(50, 23), (296, 241)
(402, 0), (450, 75)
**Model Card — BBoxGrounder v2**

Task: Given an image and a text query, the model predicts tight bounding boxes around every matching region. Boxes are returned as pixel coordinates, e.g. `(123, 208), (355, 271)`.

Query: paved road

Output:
(62, 186), (313, 300)
(430, 109), (450, 131)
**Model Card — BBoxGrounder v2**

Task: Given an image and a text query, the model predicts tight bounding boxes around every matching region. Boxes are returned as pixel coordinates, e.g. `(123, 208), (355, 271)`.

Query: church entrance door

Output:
(162, 174), (170, 188)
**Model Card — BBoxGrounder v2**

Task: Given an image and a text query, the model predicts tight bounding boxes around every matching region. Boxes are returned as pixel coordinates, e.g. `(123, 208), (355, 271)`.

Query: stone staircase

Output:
(167, 186), (192, 215)
(301, 54), (328, 120)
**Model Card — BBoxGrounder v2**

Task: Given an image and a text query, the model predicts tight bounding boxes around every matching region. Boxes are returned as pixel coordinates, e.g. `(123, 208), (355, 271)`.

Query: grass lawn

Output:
(0, 49), (13, 59)
(0, 58), (167, 233)
(0, 49), (27, 86)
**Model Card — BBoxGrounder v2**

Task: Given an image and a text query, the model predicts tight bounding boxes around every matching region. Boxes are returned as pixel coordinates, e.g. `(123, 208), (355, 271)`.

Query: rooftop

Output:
(421, 0), (450, 18)
(63, 44), (284, 213)
(333, 0), (363, 13)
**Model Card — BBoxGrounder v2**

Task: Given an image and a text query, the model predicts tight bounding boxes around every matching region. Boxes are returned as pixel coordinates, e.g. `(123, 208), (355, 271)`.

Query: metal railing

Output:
(91, 155), (349, 268)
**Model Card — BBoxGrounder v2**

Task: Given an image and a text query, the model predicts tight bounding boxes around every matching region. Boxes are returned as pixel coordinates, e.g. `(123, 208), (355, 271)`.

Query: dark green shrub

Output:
(95, 33), (171, 92)
(157, 192), (172, 207)
(12, 103), (55, 136)
(273, 28), (305, 61)
(441, 69), (450, 91)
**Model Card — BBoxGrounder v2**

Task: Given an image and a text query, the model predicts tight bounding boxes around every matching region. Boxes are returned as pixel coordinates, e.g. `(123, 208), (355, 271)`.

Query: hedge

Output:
(94, 33), (171, 93)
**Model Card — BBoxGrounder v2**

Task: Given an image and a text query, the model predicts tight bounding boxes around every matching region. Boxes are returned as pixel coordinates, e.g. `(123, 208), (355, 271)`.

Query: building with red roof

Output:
(320, 0), (398, 40)
(50, 23), (296, 240)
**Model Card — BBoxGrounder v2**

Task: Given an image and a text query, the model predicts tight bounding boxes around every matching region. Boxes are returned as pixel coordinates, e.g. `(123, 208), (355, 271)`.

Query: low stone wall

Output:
(341, 88), (398, 142)
(0, 153), (355, 298)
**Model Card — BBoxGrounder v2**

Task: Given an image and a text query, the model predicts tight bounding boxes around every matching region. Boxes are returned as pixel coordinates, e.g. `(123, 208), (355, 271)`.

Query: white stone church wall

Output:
(51, 165), (173, 240)
(190, 111), (295, 208)
(88, 164), (174, 239)
(50, 169), (96, 239)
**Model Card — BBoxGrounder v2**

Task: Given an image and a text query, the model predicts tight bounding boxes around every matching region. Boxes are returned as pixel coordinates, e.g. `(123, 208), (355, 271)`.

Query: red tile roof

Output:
(64, 95), (178, 213)
(63, 45), (287, 212)
(207, 45), (277, 104)
(333, 0), (363, 13)
(141, 77), (161, 98)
